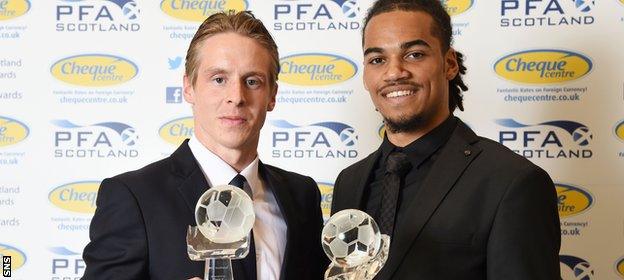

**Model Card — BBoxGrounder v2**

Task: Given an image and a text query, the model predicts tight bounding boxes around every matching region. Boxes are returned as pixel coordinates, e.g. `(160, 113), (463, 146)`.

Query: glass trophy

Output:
(186, 185), (255, 280)
(321, 209), (390, 280)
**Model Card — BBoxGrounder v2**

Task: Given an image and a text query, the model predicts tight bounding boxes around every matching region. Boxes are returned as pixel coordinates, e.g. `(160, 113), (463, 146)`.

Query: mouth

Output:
(385, 90), (416, 98)
(219, 116), (247, 126)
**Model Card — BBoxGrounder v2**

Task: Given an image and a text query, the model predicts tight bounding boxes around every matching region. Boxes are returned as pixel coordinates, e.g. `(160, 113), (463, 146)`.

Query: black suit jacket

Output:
(331, 119), (560, 280)
(82, 140), (326, 280)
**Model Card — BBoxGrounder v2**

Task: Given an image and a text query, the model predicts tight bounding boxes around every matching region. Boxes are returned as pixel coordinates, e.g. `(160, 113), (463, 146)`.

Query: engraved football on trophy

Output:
(321, 209), (390, 280)
(187, 185), (255, 280)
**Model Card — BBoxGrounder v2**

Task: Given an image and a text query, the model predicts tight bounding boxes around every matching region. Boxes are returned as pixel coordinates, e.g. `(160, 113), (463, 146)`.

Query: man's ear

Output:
(183, 75), (194, 104)
(267, 82), (277, 111)
(445, 48), (459, 81)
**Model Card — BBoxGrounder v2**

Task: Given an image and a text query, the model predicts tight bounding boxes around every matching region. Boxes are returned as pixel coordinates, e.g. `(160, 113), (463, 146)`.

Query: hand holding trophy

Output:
(186, 185), (255, 280)
(321, 209), (390, 280)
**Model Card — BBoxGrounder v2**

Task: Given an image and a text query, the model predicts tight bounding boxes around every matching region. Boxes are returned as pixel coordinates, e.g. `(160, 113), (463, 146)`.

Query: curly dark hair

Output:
(362, 0), (468, 111)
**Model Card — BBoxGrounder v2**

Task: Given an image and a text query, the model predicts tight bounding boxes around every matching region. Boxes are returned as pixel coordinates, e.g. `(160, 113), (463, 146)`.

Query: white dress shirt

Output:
(189, 136), (287, 280)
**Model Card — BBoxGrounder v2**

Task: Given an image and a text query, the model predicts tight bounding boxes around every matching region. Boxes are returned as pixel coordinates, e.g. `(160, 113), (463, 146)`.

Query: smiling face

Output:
(183, 32), (277, 156)
(363, 10), (458, 136)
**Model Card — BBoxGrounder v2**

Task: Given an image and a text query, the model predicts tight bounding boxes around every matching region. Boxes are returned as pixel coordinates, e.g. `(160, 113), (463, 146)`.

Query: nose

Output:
(226, 79), (246, 105)
(383, 58), (410, 82)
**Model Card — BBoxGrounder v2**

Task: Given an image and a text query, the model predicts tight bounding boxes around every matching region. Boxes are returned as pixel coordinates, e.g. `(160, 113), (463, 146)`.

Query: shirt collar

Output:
(380, 116), (457, 168)
(188, 135), (261, 195)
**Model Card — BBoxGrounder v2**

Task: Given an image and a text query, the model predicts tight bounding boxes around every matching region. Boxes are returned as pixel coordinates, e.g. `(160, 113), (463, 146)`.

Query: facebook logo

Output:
(166, 87), (182, 104)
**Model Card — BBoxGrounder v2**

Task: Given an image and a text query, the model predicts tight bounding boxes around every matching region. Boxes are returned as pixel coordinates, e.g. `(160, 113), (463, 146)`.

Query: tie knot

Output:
(229, 174), (247, 189)
(386, 151), (412, 176)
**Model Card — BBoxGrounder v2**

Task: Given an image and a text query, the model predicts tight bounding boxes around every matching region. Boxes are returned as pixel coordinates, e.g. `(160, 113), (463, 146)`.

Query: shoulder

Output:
(473, 136), (544, 173)
(262, 163), (318, 194)
(336, 151), (378, 180)
(102, 155), (177, 195)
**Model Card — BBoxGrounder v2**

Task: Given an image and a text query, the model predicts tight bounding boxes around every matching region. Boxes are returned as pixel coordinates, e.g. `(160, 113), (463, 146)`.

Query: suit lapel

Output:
(259, 163), (300, 280)
(335, 150), (380, 212)
(377, 122), (482, 280)
(171, 140), (249, 278)
(170, 140), (210, 216)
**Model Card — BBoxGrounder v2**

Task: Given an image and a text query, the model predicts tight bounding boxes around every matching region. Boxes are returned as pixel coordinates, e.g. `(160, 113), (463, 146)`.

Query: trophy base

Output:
(186, 226), (251, 260)
(325, 234), (390, 280)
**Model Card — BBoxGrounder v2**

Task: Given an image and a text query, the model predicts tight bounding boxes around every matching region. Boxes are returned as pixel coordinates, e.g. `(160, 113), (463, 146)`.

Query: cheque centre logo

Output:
(159, 116), (194, 145)
(280, 53), (357, 86)
(615, 119), (624, 143)
(317, 182), (333, 219)
(0, 0), (30, 21)
(560, 255), (594, 280)
(160, 0), (248, 22)
(0, 244), (26, 271)
(617, 256), (624, 278)
(494, 49), (592, 84)
(52, 119), (139, 158)
(556, 183), (593, 218)
(496, 118), (593, 159)
(49, 181), (100, 214)
(441, 0), (473, 16)
(0, 116), (29, 148)
(270, 119), (358, 159)
(50, 54), (138, 87)
(378, 124), (386, 139)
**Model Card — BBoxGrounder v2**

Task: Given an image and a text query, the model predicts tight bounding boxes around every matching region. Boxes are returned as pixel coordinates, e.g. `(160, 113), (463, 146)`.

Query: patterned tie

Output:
(378, 151), (412, 237)
(229, 174), (257, 280)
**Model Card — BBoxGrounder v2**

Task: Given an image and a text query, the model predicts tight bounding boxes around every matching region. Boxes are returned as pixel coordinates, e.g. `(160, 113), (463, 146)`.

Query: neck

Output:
(195, 134), (258, 173)
(386, 113), (450, 147)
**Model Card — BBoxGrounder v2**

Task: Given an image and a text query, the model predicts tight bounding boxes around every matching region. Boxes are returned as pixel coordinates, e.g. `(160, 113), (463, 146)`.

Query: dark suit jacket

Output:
(82, 140), (326, 280)
(331, 119), (561, 280)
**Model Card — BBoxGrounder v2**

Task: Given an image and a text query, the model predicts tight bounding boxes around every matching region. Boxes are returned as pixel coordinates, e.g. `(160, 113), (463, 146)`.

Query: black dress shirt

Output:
(362, 116), (458, 230)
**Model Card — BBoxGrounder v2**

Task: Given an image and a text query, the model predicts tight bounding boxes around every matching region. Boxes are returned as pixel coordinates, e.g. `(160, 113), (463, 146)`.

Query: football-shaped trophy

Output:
(321, 209), (390, 280)
(187, 185), (255, 280)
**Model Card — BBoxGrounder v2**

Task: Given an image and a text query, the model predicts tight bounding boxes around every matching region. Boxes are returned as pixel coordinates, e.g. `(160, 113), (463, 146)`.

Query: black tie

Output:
(229, 174), (257, 280)
(378, 151), (412, 237)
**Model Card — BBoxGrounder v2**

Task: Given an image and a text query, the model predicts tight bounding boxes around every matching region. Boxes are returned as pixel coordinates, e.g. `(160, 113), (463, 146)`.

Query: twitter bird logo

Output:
(168, 56), (182, 70)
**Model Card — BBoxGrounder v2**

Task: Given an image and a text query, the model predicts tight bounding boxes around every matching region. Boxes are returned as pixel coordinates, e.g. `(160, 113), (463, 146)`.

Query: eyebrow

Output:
(364, 39), (431, 56)
(202, 68), (267, 78)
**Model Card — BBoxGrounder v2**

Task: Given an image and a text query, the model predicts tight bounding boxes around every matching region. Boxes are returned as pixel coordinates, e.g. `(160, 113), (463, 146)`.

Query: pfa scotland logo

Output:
(55, 0), (140, 32)
(270, 120), (358, 159)
(560, 255), (594, 280)
(496, 118), (593, 159)
(273, 0), (362, 31)
(52, 119), (139, 158)
(49, 247), (86, 277)
(500, 0), (595, 27)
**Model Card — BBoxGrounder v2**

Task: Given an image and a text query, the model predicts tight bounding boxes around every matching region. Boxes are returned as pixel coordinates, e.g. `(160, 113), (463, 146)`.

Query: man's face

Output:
(183, 32), (276, 153)
(363, 10), (458, 133)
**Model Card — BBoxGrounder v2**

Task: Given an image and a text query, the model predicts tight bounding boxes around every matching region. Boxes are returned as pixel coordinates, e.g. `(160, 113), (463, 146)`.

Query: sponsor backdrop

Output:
(0, 0), (623, 279)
